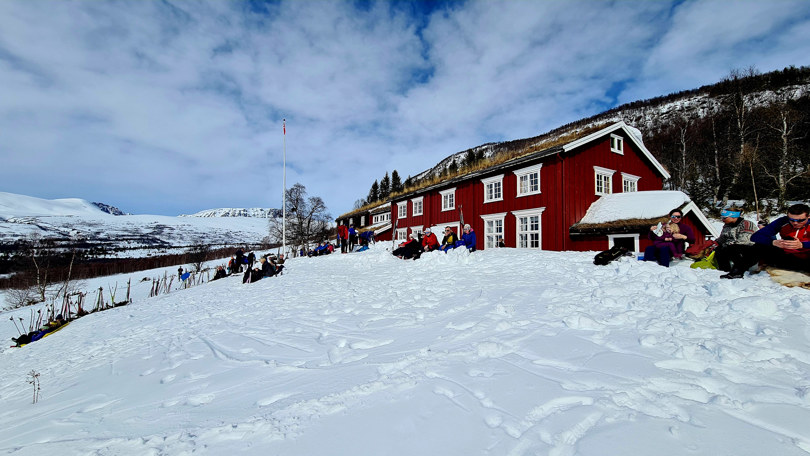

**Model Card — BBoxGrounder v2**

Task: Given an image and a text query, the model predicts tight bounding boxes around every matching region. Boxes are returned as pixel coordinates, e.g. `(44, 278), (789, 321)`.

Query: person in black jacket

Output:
(393, 233), (423, 259)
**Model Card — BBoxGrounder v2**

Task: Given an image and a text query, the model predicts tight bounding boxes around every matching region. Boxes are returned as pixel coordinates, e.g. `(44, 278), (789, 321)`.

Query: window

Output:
(411, 226), (423, 237)
(608, 234), (639, 253)
(360, 215), (365, 226)
(622, 173), (640, 193)
(481, 174), (504, 203)
(594, 166), (615, 195)
(412, 197), (423, 216)
(480, 213), (506, 249)
(514, 164), (542, 197)
(610, 134), (624, 155)
(397, 202), (407, 219)
(373, 212), (390, 224)
(440, 188), (456, 211)
(512, 208), (545, 249)
(396, 228), (407, 241)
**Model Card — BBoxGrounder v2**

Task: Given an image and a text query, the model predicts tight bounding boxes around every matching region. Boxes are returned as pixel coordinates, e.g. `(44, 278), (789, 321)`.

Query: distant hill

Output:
(0, 192), (271, 258)
(92, 202), (130, 216)
(180, 208), (282, 218)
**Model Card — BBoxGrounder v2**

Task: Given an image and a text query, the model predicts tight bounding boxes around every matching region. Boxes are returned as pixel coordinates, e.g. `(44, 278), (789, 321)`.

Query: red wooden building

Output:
(377, 121), (716, 252)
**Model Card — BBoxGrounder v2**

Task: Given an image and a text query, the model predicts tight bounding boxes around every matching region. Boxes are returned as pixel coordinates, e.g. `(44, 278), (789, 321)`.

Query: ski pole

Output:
(9, 316), (22, 336)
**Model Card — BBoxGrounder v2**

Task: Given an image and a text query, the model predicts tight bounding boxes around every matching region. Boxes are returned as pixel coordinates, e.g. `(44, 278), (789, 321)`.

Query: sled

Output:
(765, 267), (810, 289)
(13, 322), (70, 348)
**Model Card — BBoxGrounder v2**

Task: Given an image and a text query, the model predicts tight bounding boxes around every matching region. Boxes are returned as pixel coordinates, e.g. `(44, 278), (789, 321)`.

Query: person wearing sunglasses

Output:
(643, 208), (695, 267)
(440, 227), (458, 252)
(734, 203), (810, 277)
(712, 206), (757, 279)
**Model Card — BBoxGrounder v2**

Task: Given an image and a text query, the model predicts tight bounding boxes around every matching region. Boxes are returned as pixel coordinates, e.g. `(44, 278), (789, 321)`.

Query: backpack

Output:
(593, 245), (629, 266)
(684, 239), (718, 260)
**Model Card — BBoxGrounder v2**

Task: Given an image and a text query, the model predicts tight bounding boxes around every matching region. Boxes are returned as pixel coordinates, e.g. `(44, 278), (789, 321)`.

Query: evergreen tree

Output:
(464, 150), (475, 168)
(391, 170), (403, 194)
(404, 176), (413, 189)
(379, 172), (391, 199)
(367, 180), (379, 203)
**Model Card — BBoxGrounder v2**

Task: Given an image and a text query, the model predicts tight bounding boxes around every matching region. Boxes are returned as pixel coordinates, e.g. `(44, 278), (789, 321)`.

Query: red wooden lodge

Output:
(337, 122), (718, 253)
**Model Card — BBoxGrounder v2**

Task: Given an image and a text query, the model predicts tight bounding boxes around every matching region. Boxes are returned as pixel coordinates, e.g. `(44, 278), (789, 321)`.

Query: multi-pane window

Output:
(594, 166), (615, 195)
(396, 228), (407, 241)
(411, 226), (423, 237)
(440, 188), (456, 211)
(480, 213), (506, 249)
(513, 208), (544, 249)
(514, 164), (542, 197)
(610, 134), (624, 154)
(481, 175), (504, 203)
(397, 202), (407, 219)
(412, 197), (423, 216)
(373, 212), (390, 223)
(622, 173), (640, 193)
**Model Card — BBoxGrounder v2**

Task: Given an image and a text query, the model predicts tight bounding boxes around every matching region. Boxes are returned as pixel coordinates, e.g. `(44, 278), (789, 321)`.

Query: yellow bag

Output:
(690, 251), (718, 270)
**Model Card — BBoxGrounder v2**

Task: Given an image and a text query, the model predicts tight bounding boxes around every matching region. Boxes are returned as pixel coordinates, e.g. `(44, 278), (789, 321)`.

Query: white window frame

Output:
(410, 226), (423, 237)
(395, 228), (407, 241)
(440, 188), (456, 212)
(397, 201), (408, 219)
(360, 215), (365, 226)
(608, 233), (639, 253)
(512, 207), (545, 250)
(622, 173), (640, 193)
(610, 134), (624, 155)
(594, 166), (615, 196)
(481, 174), (504, 203)
(412, 197), (423, 216)
(514, 164), (542, 197)
(480, 212), (507, 250)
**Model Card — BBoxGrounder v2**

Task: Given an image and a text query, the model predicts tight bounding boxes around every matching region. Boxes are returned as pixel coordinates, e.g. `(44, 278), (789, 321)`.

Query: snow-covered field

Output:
(1, 245), (809, 455)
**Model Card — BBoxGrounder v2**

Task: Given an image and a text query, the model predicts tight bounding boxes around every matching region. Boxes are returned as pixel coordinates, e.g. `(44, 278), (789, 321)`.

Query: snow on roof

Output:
(579, 190), (690, 224)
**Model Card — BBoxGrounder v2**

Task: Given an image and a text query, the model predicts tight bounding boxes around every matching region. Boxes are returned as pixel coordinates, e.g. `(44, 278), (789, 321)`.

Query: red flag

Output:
(283, 119), (286, 135)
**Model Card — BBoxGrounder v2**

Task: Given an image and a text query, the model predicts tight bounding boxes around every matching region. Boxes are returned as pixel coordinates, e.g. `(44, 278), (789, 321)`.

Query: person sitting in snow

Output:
(643, 208), (695, 267)
(440, 227), (458, 252)
(709, 206), (757, 278)
(651, 221), (682, 259)
(461, 224), (477, 252)
(212, 266), (227, 280)
(422, 228), (439, 252)
(722, 203), (810, 279)
(393, 233), (423, 260)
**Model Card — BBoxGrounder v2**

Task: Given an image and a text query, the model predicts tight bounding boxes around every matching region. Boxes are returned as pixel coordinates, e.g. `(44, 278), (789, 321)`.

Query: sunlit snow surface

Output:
(1, 246), (809, 455)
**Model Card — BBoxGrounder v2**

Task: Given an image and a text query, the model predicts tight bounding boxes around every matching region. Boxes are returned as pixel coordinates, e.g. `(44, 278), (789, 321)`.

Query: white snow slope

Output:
(1, 245), (809, 455)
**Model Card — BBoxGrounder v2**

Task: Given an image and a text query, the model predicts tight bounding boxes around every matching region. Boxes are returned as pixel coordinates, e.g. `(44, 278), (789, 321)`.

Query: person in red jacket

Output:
(422, 228), (439, 252)
(337, 224), (349, 254)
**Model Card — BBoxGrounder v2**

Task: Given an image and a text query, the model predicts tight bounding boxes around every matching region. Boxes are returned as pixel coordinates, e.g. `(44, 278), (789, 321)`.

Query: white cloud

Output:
(0, 0), (808, 216)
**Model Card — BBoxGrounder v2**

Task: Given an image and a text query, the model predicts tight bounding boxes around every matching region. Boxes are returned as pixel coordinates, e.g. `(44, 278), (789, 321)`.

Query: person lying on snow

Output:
(212, 266), (228, 280)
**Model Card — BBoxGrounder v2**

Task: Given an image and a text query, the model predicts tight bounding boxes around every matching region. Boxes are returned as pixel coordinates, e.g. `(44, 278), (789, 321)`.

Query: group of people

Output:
(644, 204), (810, 278)
(393, 224), (477, 260)
(242, 253), (285, 283)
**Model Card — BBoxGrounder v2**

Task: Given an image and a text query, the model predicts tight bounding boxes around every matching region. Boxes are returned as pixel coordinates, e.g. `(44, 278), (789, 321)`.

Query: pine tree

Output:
(367, 180), (380, 203)
(379, 172), (391, 199)
(391, 170), (403, 194)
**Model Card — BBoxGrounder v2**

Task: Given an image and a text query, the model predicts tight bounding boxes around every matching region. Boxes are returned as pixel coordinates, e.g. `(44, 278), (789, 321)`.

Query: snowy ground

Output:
(1, 245), (809, 455)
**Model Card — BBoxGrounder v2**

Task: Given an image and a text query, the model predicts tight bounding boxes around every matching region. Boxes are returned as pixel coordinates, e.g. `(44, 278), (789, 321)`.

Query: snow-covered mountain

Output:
(0, 192), (270, 257)
(92, 202), (129, 216)
(181, 208), (282, 218)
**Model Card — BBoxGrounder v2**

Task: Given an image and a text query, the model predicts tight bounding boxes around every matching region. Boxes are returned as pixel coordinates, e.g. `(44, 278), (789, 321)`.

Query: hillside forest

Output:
(359, 66), (810, 218)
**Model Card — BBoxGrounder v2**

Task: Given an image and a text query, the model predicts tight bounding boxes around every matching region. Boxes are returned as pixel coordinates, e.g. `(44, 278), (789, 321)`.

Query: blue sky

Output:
(1, 0), (809, 216)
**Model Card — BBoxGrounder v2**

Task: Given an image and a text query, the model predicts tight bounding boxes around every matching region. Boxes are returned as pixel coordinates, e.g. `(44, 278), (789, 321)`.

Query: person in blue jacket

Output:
(461, 224), (477, 251)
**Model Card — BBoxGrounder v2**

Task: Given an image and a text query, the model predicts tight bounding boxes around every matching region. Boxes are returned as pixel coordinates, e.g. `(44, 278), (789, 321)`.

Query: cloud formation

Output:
(1, 0), (809, 216)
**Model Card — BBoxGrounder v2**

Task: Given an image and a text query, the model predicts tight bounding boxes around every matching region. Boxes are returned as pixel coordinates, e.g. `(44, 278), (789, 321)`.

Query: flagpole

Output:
(282, 119), (287, 256)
